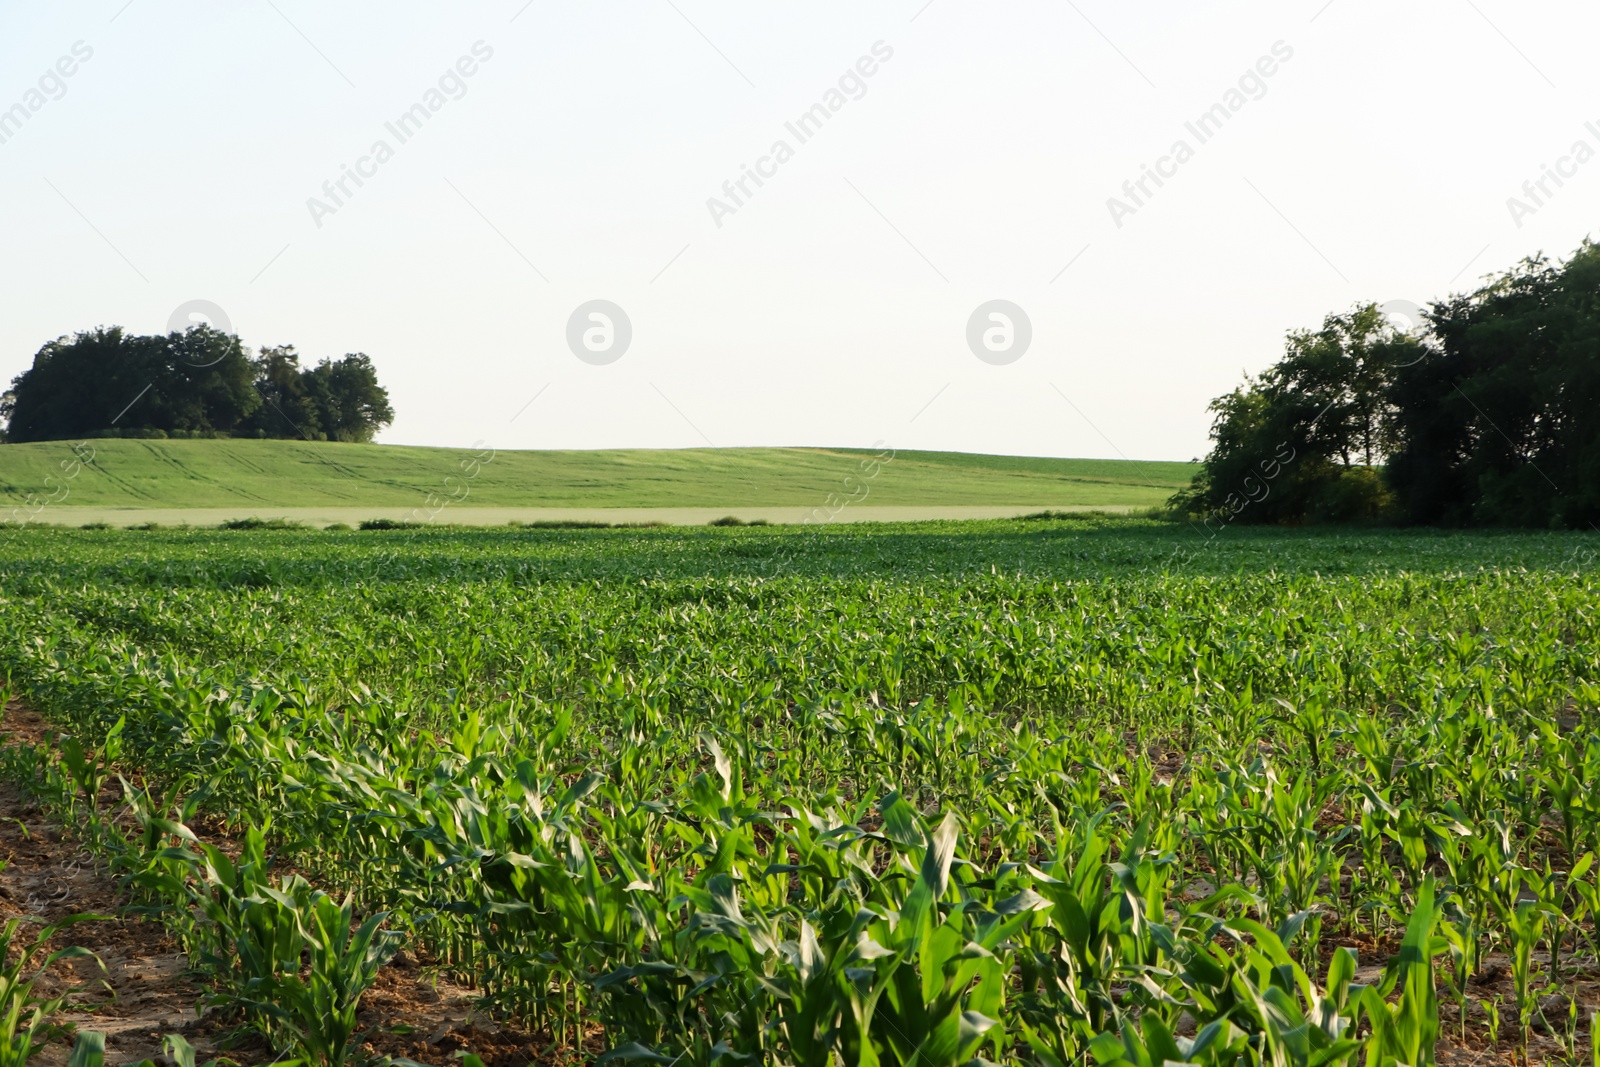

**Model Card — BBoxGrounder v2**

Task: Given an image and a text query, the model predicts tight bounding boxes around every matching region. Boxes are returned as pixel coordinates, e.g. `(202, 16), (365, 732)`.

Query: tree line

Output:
(0, 326), (394, 443)
(1175, 237), (1599, 529)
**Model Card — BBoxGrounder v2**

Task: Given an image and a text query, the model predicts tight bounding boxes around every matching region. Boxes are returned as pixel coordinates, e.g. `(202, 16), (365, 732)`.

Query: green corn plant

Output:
(1545, 757), (1596, 861)
(0, 916), (103, 1067)
(198, 829), (308, 1000)
(1558, 995), (1582, 1067)
(1357, 877), (1442, 1067)
(834, 812), (1037, 1067)
(1569, 853), (1600, 966)
(1481, 996), (1501, 1048)
(1088, 1014), (1251, 1067)
(1109, 815), (1180, 967)
(1270, 697), (1343, 778)
(1438, 897), (1483, 1042)
(1490, 864), (1555, 1056)
(1243, 766), (1348, 967)
(1354, 785), (1401, 942)
(1090, 924), (1364, 1067)
(596, 869), (779, 1065)
(1018, 806), (1146, 1048)
(57, 716), (124, 813)
(157, 1034), (224, 1067)
(71, 1031), (232, 1067)
(753, 916), (849, 1067)
(116, 774), (201, 886)
(1386, 798), (1469, 893)
(230, 875), (317, 1011)
(67, 1031), (104, 1067)
(127, 816), (322, 1036)
(251, 891), (405, 1067)
(1546, 852), (1593, 979)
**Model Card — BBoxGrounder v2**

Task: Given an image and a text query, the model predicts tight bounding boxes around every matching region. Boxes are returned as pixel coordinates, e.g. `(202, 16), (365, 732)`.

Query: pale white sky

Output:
(1, 1), (1595, 460)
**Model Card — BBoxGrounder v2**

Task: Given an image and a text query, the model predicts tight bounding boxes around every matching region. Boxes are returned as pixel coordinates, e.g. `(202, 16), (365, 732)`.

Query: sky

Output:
(1, 1), (1596, 462)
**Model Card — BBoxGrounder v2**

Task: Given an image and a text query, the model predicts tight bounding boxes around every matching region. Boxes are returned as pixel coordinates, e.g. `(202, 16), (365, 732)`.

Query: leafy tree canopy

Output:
(1175, 237), (1598, 529)
(2, 326), (394, 444)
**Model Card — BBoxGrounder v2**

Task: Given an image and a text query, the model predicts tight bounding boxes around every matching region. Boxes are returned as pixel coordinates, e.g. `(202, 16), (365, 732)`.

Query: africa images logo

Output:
(1106, 41), (1294, 228)
(706, 41), (895, 228)
(0, 41), (94, 147)
(1505, 120), (1600, 229)
(306, 42), (495, 227)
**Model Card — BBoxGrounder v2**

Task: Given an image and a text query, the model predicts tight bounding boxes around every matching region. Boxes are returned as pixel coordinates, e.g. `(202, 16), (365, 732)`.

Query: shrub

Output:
(1017, 509), (1124, 522)
(1308, 467), (1394, 524)
(219, 517), (306, 531)
(523, 520), (616, 530)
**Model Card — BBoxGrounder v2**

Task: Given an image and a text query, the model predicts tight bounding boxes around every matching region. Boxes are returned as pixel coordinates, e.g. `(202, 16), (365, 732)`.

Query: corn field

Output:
(0, 519), (1597, 1067)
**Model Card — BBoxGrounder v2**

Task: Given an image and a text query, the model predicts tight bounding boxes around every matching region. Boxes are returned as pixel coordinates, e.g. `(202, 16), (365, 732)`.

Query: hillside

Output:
(0, 440), (1195, 524)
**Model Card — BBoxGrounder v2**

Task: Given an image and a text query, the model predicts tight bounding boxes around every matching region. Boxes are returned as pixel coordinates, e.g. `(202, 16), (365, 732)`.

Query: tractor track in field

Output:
(0, 704), (594, 1067)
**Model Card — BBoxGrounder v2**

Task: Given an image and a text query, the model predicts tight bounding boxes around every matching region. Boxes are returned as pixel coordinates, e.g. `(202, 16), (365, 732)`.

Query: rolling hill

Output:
(0, 439), (1195, 525)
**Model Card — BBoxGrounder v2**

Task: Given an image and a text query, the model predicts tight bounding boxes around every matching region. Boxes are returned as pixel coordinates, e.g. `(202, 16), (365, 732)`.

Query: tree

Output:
(2, 325), (260, 442)
(1387, 242), (1600, 527)
(1273, 304), (1417, 469)
(159, 326), (261, 434)
(3, 326), (393, 444)
(243, 345), (324, 439)
(1172, 304), (1420, 525)
(309, 353), (394, 442)
(240, 349), (394, 443)
(1180, 237), (1598, 529)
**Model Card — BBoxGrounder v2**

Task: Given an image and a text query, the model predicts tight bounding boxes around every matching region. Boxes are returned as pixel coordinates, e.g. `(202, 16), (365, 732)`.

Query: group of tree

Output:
(0, 326), (394, 443)
(1174, 236), (1599, 529)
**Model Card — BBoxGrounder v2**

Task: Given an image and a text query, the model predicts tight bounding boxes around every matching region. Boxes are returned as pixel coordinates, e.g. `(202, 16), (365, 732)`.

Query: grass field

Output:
(0, 519), (1596, 1066)
(0, 439), (1193, 524)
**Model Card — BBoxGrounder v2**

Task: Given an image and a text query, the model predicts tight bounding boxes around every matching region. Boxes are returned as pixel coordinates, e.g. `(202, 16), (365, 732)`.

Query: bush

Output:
(708, 516), (770, 527)
(359, 518), (422, 531)
(87, 427), (170, 440)
(1308, 467), (1394, 524)
(1017, 509), (1125, 522)
(218, 517), (306, 531)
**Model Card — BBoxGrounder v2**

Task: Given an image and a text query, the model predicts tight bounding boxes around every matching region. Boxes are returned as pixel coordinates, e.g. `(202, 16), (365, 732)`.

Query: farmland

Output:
(0, 518), (1597, 1066)
(0, 440), (1194, 526)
